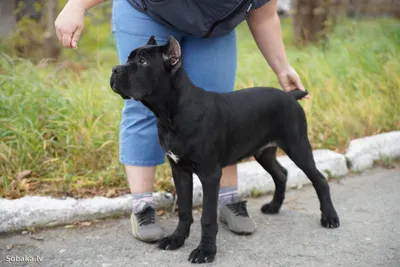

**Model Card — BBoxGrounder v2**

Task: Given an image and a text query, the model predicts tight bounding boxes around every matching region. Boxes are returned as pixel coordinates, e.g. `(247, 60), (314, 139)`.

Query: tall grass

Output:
(0, 18), (399, 198)
(0, 56), (126, 198)
(236, 18), (400, 149)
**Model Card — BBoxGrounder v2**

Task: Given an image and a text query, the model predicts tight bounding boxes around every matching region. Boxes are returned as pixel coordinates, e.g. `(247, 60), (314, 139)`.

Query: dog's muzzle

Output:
(110, 67), (131, 100)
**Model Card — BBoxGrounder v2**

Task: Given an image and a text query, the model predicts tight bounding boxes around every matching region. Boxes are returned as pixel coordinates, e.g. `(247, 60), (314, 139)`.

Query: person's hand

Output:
(55, 0), (86, 48)
(277, 65), (310, 99)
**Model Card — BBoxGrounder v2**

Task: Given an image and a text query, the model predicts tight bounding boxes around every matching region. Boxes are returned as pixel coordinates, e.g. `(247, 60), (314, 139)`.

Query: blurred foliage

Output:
(2, 0), (113, 62)
(4, 0), (48, 61)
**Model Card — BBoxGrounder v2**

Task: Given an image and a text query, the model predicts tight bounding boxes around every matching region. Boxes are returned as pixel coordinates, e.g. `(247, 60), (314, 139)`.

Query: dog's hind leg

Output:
(280, 137), (340, 229)
(255, 146), (288, 214)
(157, 164), (193, 250)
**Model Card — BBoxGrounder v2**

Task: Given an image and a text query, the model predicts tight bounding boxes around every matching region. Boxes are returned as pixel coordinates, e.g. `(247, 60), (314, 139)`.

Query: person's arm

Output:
(247, 0), (307, 95)
(55, 0), (107, 48)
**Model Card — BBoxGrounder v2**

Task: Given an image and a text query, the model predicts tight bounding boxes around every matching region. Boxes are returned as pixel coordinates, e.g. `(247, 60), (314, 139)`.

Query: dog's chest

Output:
(158, 130), (186, 164)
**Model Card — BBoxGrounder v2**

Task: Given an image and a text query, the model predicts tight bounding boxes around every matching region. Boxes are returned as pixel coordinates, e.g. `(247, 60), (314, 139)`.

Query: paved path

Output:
(1, 168), (400, 267)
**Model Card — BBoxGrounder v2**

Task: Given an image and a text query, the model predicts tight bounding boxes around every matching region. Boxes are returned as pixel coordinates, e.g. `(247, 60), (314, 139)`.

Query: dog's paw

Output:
(321, 211), (340, 228)
(261, 202), (281, 214)
(157, 234), (186, 250)
(188, 244), (216, 264)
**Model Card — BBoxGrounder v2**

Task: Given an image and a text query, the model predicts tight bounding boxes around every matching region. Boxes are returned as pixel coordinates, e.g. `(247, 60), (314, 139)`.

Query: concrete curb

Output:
(1, 131), (398, 233)
(0, 192), (173, 233)
(345, 131), (400, 171)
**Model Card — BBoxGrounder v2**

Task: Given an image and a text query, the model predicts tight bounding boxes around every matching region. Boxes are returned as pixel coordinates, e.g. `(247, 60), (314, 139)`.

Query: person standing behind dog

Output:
(55, 0), (307, 242)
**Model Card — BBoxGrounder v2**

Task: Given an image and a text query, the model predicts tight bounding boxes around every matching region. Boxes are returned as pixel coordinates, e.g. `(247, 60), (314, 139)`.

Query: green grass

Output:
(1, 18), (399, 198)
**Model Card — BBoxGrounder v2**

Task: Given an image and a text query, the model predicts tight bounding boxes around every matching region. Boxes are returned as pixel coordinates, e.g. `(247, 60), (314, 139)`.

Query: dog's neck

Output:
(141, 68), (198, 131)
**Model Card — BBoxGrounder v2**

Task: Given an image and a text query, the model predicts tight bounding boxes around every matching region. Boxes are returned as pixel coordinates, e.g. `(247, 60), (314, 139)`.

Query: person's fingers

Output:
(287, 74), (307, 99)
(295, 78), (310, 98)
(288, 73), (309, 99)
(287, 66), (305, 91)
(61, 30), (73, 48)
(71, 25), (82, 48)
(280, 78), (295, 92)
(295, 77), (305, 91)
(54, 20), (63, 45)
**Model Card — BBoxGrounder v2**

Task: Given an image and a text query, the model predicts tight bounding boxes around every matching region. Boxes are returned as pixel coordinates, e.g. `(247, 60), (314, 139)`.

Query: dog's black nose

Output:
(112, 67), (122, 75)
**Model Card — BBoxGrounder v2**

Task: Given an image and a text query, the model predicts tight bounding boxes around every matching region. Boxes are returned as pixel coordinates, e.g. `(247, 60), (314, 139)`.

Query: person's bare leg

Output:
(126, 165), (156, 194)
(220, 164), (238, 188)
(219, 164), (238, 203)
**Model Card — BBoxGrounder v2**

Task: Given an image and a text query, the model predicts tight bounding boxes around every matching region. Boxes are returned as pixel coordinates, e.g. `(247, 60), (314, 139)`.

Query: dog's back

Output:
(207, 87), (308, 166)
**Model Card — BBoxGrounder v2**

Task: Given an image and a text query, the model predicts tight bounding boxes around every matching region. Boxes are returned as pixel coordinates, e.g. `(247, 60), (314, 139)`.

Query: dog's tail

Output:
(287, 89), (308, 100)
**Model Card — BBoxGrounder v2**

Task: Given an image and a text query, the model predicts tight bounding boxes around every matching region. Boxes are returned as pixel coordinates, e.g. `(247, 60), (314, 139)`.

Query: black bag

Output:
(127, 0), (270, 38)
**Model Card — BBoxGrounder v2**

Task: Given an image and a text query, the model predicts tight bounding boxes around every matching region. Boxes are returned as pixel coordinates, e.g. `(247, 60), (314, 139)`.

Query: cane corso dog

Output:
(110, 36), (340, 264)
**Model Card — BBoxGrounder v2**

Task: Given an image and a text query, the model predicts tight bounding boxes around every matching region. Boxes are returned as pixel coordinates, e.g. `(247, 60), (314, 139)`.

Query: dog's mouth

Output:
(110, 72), (149, 101)
(112, 83), (147, 101)
(110, 76), (132, 100)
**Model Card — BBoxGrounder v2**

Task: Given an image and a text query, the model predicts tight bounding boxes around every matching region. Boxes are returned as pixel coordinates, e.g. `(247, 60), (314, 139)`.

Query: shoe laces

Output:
(135, 206), (156, 226)
(227, 200), (249, 217)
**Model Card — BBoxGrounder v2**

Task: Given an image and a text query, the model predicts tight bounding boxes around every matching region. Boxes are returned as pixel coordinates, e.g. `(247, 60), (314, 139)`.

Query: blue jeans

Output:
(112, 0), (237, 166)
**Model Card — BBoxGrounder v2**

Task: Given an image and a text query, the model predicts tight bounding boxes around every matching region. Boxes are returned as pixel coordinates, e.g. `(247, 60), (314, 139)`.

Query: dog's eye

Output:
(139, 58), (147, 65)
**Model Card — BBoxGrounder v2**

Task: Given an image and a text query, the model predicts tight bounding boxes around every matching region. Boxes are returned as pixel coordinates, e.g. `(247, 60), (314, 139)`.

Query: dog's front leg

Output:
(188, 167), (221, 264)
(158, 164), (193, 250)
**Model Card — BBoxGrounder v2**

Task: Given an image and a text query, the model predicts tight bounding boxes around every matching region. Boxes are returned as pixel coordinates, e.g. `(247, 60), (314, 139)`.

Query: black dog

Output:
(110, 36), (340, 264)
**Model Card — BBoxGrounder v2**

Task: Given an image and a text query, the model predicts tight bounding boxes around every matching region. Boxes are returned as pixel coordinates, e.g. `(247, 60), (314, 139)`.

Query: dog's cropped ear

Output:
(164, 36), (182, 70)
(147, 35), (157, 46)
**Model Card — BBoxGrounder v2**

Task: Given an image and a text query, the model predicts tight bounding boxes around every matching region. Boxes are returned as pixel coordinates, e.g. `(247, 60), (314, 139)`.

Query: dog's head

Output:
(110, 35), (182, 101)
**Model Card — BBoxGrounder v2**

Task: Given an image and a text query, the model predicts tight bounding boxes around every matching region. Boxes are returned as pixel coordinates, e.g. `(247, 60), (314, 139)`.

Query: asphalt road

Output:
(1, 167), (400, 267)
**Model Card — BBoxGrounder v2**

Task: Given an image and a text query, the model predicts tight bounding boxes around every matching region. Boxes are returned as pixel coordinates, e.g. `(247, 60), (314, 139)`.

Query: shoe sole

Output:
(131, 214), (144, 241)
(219, 218), (254, 235)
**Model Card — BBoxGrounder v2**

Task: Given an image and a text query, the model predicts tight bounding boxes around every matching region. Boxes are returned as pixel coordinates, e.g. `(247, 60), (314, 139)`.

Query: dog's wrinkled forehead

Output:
(124, 35), (182, 70)
(127, 45), (161, 63)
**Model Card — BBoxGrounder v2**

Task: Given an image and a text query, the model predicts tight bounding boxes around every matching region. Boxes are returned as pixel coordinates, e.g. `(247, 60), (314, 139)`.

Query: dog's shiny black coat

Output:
(110, 36), (340, 264)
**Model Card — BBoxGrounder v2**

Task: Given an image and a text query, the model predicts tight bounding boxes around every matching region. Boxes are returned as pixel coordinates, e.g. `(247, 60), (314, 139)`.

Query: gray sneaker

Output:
(131, 205), (164, 243)
(219, 200), (256, 235)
